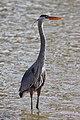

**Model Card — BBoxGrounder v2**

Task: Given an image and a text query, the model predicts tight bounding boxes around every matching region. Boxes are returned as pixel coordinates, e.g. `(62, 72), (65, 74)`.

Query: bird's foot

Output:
(37, 108), (40, 115)
(31, 109), (33, 115)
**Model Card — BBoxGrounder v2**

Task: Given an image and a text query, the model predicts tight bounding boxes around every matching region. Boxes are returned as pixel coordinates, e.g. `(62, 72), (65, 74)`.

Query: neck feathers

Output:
(37, 20), (45, 64)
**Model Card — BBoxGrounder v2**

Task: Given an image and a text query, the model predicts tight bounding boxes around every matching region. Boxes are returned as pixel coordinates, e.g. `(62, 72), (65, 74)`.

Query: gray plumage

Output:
(19, 61), (46, 94)
(19, 14), (63, 114)
(19, 15), (47, 113)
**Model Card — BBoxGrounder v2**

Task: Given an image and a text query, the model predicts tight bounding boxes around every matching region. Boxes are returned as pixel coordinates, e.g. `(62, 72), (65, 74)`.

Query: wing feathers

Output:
(19, 63), (46, 96)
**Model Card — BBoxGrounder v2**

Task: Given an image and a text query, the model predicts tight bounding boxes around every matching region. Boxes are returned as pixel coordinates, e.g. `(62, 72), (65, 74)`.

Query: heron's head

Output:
(38, 14), (64, 21)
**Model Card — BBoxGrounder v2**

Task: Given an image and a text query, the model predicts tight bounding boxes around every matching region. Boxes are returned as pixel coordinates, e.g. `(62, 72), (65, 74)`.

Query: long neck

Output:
(37, 20), (45, 64)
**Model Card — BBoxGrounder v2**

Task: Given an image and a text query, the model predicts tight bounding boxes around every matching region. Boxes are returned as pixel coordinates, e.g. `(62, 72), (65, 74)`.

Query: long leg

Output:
(36, 87), (41, 114)
(30, 88), (33, 114)
(36, 71), (46, 111)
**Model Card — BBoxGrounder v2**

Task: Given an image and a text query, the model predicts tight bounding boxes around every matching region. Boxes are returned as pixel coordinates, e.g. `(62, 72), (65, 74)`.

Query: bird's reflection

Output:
(19, 108), (40, 120)
(19, 108), (47, 120)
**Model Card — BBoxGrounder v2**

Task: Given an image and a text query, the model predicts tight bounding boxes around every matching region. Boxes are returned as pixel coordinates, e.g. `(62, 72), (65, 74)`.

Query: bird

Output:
(19, 14), (63, 114)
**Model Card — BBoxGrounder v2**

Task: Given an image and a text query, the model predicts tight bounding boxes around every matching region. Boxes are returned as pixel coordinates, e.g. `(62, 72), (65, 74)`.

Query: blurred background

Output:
(0, 0), (80, 120)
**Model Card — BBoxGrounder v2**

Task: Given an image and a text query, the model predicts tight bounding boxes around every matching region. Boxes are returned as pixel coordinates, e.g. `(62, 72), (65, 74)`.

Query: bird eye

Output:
(45, 15), (48, 18)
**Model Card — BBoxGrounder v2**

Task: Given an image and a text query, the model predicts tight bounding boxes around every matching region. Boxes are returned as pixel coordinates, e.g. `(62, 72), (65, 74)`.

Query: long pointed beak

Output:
(49, 16), (64, 20)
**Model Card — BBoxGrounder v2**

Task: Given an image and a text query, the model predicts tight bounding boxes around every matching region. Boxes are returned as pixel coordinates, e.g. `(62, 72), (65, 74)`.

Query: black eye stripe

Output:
(40, 15), (48, 18)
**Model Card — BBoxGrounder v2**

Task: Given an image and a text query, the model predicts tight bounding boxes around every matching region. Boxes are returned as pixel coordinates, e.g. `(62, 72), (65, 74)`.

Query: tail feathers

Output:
(19, 92), (23, 98)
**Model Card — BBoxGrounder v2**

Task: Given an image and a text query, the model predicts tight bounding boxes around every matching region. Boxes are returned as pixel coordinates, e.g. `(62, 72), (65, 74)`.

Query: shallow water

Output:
(0, 0), (80, 120)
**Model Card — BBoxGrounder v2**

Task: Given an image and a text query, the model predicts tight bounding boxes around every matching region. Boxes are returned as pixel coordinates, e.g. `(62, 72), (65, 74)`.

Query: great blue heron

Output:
(19, 15), (63, 114)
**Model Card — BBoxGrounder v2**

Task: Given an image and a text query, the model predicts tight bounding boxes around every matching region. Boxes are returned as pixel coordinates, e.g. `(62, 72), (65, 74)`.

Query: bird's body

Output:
(19, 60), (46, 96)
(19, 15), (63, 114)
